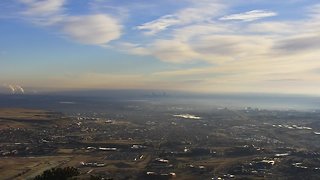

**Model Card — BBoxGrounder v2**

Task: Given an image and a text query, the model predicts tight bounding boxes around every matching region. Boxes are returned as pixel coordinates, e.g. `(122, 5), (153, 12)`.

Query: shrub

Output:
(34, 166), (79, 180)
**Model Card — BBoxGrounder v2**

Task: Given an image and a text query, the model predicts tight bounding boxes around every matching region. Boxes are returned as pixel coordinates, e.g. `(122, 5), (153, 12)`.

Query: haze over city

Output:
(1, 0), (320, 95)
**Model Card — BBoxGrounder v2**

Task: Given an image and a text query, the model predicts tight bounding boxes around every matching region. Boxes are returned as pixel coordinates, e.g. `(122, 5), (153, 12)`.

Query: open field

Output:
(0, 108), (56, 121)
(0, 108), (61, 130)
(0, 156), (71, 180)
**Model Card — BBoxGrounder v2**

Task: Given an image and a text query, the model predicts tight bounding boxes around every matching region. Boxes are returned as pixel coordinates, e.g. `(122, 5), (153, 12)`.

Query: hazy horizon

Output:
(1, 90), (320, 111)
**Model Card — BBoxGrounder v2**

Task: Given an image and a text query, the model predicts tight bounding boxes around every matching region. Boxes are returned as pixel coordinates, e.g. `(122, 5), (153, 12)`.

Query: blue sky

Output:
(1, 0), (320, 94)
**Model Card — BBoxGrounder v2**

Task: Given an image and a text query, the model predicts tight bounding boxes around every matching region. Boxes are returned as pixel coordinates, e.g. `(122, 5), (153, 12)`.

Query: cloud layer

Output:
(129, 2), (320, 93)
(4, 0), (320, 94)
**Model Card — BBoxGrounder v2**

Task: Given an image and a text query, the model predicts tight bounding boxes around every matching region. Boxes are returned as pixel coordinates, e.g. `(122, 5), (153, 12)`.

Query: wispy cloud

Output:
(275, 34), (320, 53)
(120, 2), (320, 93)
(19, 0), (65, 16)
(112, 42), (150, 56)
(307, 3), (320, 18)
(136, 1), (224, 35)
(150, 40), (201, 63)
(126, 3), (319, 68)
(17, 0), (122, 45)
(220, 10), (277, 21)
(61, 15), (121, 45)
(136, 15), (180, 35)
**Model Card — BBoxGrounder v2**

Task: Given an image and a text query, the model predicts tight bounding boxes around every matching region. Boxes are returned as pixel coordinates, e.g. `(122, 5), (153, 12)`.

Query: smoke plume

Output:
(3, 84), (25, 94)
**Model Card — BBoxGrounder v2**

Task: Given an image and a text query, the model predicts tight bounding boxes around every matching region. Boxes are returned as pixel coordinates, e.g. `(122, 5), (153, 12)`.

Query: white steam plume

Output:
(3, 84), (25, 94)
(8, 85), (16, 94)
(16, 85), (25, 94)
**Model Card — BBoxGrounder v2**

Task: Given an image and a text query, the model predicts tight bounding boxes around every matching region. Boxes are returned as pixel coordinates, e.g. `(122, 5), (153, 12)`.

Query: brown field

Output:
(0, 156), (72, 180)
(0, 108), (60, 129)
(0, 108), (55, 121)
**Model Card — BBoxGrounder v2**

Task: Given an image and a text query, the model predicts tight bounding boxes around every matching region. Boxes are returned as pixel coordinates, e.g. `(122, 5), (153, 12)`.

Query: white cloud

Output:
(136, 2), (224, 35)
(192, 34), (273, 62)
(136, 15), (180, 35)
(127, 3), (319, 67)
(247, 22), (297, 34)
(150, 40), (201, 63)
(120, 2), (320, 94)
(17, 0), (122, 45)
(142, 34), (273, 64)
(133, 5), (278, 63)
(172, 23), (231, 41)
(112, 42), (150, 56)
(220, 10), (277, 21)
(19, 0), (65, 16)
(62, 15), (121, 45)
(308, 3), (320, 18)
